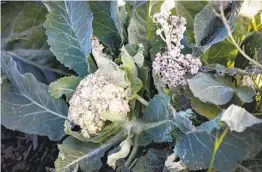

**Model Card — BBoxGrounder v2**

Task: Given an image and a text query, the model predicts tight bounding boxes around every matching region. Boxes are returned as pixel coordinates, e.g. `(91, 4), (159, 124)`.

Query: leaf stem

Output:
(218, 3), (262, 70)
(253, 112), (262, 116)
(208, 127), (229, 172)
(125, 135), (139, 167)
(252, 17), (258, 31)
(136, 94), (149, 106)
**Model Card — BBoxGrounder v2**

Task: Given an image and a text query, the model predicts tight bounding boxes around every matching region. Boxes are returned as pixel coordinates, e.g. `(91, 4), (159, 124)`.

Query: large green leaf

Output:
(187, 72), (234, 105)
(1, 2), (47, 50)
(176, 125), (262, 171)
(1, 2), (70, 83)
(10, 50), (71, 78)
(194, 2), (241, 53)
(131, 148), (168, 172)
(1, 53), (68, 141)
(128, 1), (165, 58)
(175, 1), (207, 43)
(138, 94), (173, 146)
(201, 15), (251, 66)
(55, 132), (125, 172)
(48, 76), (82, 102)
(3, 51), (61, 84)
(89, 1), (123, 49)
(44, 1), (93, 77)
(175, 105), (262, 171)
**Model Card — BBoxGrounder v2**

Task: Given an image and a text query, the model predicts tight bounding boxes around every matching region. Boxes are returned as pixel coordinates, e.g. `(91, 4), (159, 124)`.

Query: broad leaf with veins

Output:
(55, 132), (124, 172)
(1, 53), (68, 141)
(175, 105), (262, 171)
(89, 1), (123, 49)
(188, 72), (234, 105)
(1, 2), (71, 83)
(44, 1), (93, 77)
(138, 94), (173, 146)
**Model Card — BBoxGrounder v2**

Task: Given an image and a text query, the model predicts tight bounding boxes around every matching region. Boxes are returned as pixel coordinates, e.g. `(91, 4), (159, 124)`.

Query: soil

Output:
(1, 126), (58, 172)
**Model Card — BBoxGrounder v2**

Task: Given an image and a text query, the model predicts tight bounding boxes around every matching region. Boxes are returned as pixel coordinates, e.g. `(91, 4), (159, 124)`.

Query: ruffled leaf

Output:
(132, 148), (168, 172)
(55, 134), (124, 172)
(48, 76), (82, 102)
(64, 121), (121, 143)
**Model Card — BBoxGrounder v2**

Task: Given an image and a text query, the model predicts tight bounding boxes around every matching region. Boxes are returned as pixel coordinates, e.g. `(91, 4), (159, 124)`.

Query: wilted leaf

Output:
(191, 97), (221, 119)
(55, 133), (124, 172)
(221, 104), (262, 132)
(121, 45), (143, 97)
(107, 137), (132, 169)
(187, 72), (234, 105)
(121, 46), (138, 84)
(138, 94), (173, 146)
(44, 1), (93, 77)
(235, 86), (256, 103)
(1, 53), (68, 141)
(89, 1), (123, 49)
(132, 148), (168, 172)
(173, 109), (196, 133)
(64, 121), (121, 143)
(48, 76), (82, 102)
(239, 0), (262, 20)
(132, 44), (145, 68)
(175, 1), (207, 43)
(95, 55), (130, 88)
(124, 44), (145, 68)
(165, 154), (187, 172)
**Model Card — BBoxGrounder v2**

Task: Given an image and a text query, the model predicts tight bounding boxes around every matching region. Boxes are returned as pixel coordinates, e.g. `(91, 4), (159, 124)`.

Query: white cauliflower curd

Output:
(68, 69), (130, 138)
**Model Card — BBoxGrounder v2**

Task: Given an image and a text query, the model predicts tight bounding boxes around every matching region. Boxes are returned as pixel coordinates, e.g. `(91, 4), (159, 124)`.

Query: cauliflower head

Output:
(68, 69), (130, 138)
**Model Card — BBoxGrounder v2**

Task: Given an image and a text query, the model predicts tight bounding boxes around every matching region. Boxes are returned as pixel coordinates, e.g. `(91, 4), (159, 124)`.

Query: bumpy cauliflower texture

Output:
(68, 69), (130, 138)
(153, 50), (202, 88)
(152, 10), (202, 88)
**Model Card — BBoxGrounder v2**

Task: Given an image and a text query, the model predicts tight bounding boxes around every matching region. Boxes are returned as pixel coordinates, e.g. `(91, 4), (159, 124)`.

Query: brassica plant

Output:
(1, 1), (262, 171)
